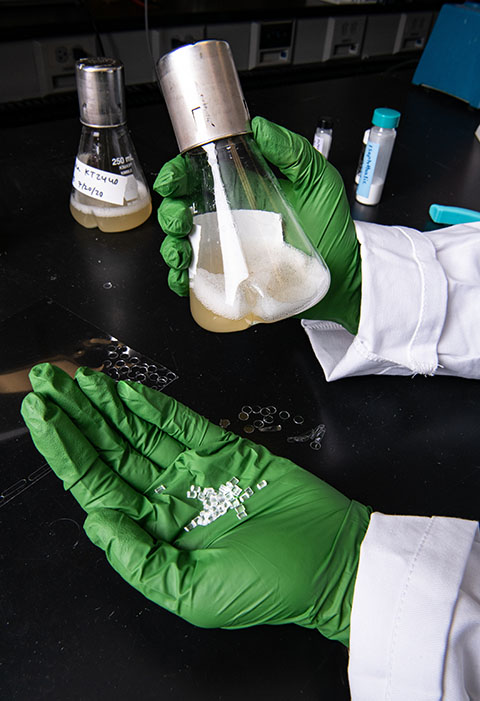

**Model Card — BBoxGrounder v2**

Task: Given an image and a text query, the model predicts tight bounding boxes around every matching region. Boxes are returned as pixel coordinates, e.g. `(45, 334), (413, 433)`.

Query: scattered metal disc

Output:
(238, 411), (249, 421)
(243, 425), (255, 434)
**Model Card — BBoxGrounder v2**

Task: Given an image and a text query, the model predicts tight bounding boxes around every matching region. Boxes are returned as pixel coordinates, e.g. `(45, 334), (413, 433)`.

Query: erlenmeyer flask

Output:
(70, 58), (152, 233)
(157, 41), (330, 332)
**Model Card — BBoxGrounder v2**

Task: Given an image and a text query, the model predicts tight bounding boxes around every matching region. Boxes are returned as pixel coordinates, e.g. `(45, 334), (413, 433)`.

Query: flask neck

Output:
(80, 118), (127, 128)
(80, 122), (128, 134)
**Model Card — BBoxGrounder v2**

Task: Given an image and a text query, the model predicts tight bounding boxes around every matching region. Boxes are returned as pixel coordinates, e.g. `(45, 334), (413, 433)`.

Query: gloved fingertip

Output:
(75, 366), (100, 381)
(160, 236), (192, 270)
(21, 393), (62, 433)
(28, 363), (59, 389)
(250, 115), (260, 133)
(74, 365), (88, 378)
(168, 268), (189, 297)
(75, 366), (114, 393)
(84, 509), (116, 548)
(252, 117), (320, 181)
(157, 199), (193, 237)
(251, 115), (279, 142)
(29, 362), (56, 382)
(153, 169), (174, 196)
(117, 380), (140, 398)
(29, 363), (73, 396)
(251, 115), (269, 131)
(153, 155), (189, 197)
(117, 380), (163, 408)
(20, 391), (47, 423)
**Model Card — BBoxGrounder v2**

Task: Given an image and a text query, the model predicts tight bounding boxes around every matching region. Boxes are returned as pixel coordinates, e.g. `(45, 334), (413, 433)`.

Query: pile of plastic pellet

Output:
(184, 476), (268, 531)
(219, 404), (326, 450)
(236, 405), (304, 434)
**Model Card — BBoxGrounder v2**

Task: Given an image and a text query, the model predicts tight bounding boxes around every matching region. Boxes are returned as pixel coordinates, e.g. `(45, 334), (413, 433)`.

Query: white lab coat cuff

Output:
(302, 221), (449, 381)
(348, 512), (479, 700)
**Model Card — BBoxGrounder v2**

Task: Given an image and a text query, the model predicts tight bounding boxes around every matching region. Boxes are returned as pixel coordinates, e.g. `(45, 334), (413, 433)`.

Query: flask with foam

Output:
(70, 58), (152, 232)
(157, 41), (330, 333)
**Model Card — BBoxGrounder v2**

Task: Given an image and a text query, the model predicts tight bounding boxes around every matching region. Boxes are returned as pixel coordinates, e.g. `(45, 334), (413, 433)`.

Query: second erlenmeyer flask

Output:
(70, 58), (152, 233)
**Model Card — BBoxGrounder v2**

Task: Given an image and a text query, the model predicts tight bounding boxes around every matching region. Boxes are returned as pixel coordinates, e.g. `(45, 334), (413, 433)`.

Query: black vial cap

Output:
(316, 117), (333, 129)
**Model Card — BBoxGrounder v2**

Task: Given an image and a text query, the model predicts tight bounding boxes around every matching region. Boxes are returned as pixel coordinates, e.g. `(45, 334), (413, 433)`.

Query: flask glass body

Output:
(70, 125), (152, 232)
(186, 133), (330, 333)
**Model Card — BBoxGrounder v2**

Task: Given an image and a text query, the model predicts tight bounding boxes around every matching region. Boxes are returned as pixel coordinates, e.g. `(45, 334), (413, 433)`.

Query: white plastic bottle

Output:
(313, 117), (333, 160)
(356, 107), (401, 206)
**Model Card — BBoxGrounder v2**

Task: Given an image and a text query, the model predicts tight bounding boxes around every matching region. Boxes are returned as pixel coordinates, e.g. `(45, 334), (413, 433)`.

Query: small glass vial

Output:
(70, 58), (152, 232)
(157, 41), (330, 334)
(313, 117), (333, 160)
(356, 107), (401, 206)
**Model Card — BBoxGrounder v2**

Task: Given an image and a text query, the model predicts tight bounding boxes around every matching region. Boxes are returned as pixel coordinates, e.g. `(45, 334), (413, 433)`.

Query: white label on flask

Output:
(72, 158), (128, 205)
(357, 141), (380, 198)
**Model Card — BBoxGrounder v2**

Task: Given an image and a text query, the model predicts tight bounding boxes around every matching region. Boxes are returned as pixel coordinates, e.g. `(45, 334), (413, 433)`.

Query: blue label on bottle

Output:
(357, 141), (379, 198)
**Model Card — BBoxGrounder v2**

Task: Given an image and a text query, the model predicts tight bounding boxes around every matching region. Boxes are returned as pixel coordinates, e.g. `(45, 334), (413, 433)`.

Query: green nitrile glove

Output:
(21, 363), (371, 644)
(154, 116), (361, 334)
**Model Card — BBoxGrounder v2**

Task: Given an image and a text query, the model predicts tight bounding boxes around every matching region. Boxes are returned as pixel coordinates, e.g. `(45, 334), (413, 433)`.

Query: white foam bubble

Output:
(193, 268), (248, 320)
(190, 209), (330, 321)
(253, 245), (329, 321)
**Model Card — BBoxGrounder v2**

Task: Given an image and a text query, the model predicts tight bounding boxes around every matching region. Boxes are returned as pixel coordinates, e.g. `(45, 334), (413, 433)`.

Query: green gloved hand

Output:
(155, 116), (361, 334)
(21, 363), (370, 644)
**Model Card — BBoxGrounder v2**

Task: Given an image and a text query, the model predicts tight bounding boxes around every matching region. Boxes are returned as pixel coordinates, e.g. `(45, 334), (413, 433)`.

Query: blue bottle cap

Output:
(372, 107), (401, 128)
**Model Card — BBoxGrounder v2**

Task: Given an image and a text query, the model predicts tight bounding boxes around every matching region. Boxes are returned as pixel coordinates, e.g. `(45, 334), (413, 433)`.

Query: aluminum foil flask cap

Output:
(156, 40), (251, 153)
(75, 57), (126, 128)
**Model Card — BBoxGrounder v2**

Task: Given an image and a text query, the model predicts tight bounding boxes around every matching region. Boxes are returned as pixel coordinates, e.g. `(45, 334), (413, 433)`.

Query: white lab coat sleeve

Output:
(301, 220), (480, 381)
(348, 513), (480, 700)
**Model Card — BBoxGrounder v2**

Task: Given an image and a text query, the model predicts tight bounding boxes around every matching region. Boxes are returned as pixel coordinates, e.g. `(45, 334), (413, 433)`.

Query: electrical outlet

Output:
(323, 15), (366, 60)
(393, 12), (433, 53)
(151, 26), (206, 62)
(33, 35), (97, 96)
(248, 20), (295, 69)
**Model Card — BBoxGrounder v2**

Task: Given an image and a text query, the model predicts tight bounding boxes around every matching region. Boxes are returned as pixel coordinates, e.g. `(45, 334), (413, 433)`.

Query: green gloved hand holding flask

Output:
(21, 363), (370, 645)
(156, 117), (362, 335)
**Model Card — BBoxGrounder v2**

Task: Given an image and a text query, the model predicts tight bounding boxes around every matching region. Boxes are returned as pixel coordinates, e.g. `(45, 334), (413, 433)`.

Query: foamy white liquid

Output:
(190, 210), (330, 321)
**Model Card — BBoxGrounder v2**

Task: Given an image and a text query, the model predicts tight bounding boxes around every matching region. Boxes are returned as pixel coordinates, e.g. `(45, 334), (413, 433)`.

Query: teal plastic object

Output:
(429, 203), (480, 225)
(372, 108), (401, 129)
(412, 3), (480, 108)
